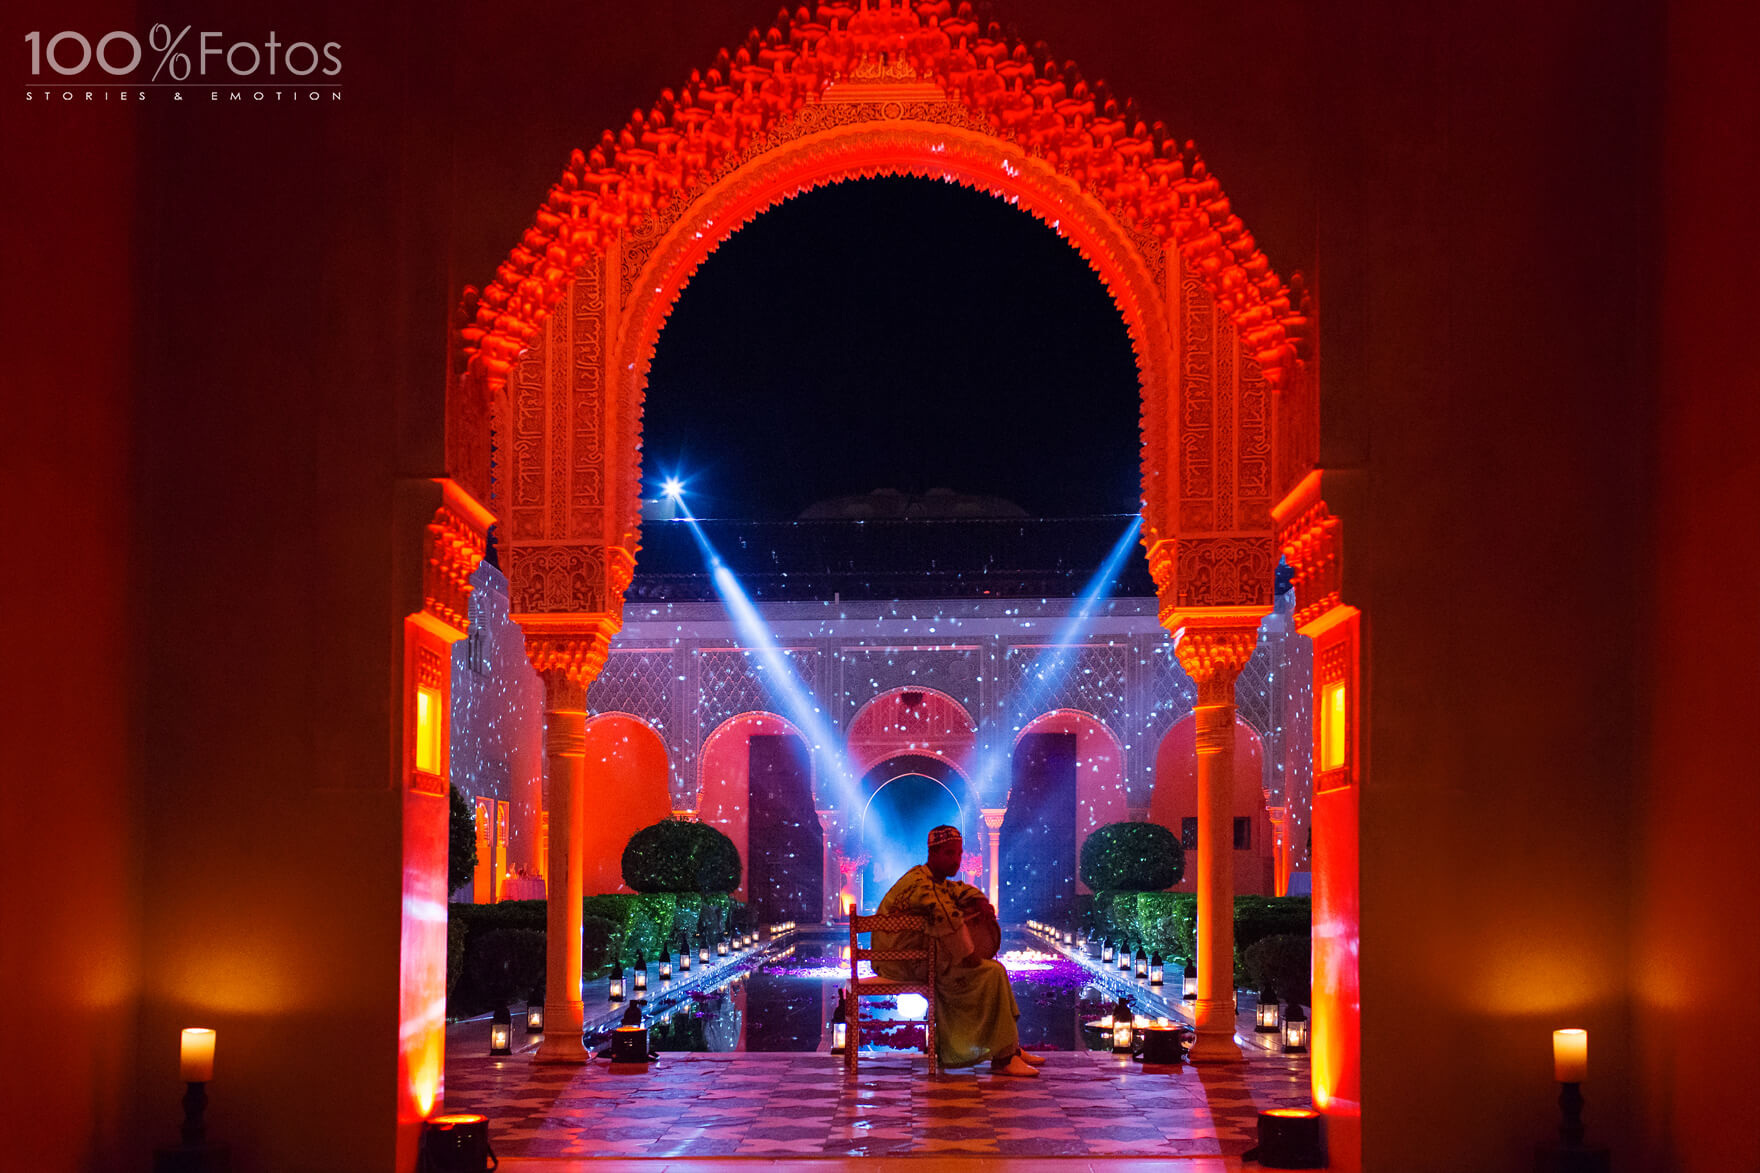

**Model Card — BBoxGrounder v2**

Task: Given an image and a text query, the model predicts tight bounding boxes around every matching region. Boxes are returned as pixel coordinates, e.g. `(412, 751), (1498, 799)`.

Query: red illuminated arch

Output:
(846, 685), (977, 778)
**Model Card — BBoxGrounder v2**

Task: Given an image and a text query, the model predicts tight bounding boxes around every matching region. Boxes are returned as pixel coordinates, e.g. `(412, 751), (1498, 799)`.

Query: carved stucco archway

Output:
(426, 1), (1352, 1147)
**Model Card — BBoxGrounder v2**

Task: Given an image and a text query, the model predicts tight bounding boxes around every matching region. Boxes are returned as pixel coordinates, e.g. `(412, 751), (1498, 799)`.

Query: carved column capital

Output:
(516, 613), (622, 693)
(1173, 617), (1261, 706)
(980, 808), (1008, 833)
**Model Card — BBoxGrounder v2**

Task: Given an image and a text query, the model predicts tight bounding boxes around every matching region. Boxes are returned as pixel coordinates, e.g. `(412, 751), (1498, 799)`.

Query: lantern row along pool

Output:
(585, 935), (1155, 1054)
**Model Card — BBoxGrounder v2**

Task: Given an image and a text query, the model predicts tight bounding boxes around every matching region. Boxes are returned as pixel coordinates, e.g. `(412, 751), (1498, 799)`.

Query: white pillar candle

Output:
(180, 1028), (216, 1081)
(1552, 1029), (1587, 1082)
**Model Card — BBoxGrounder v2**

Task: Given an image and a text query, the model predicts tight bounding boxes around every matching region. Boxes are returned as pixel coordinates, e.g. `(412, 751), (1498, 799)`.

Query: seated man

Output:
(872, 825), (1044, 1076)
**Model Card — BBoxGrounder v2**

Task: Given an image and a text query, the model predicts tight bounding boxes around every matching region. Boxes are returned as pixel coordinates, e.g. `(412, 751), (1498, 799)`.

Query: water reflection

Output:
(636, 937), (1119, 1054)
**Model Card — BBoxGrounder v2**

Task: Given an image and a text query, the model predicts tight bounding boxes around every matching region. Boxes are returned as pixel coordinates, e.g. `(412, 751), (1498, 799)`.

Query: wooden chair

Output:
(846, 909), (939, 1075)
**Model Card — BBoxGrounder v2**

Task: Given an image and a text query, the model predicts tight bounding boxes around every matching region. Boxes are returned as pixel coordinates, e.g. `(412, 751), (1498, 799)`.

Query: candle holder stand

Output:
(1534, 1082), (1609, 1173)
(153, 1082), (230, 1173)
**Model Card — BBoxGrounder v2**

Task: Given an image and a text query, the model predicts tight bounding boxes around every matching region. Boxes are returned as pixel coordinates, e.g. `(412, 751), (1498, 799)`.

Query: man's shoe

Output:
(991, 1054), (1039, 1077)
(1019, 1051), (1047, 1067)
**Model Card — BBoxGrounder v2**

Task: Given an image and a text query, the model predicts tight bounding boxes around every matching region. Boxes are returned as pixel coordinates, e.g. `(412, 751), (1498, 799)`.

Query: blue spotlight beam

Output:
(674, 504), (862, 812)
(969, 514), (1145, 798)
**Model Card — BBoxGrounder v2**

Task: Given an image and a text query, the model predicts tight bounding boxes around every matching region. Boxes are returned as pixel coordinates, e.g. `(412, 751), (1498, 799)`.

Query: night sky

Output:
(644, 176), (1142, 521)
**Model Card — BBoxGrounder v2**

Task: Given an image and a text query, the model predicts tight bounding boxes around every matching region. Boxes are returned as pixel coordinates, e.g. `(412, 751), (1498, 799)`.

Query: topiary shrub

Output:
(622, 819), (742, 894)
(465, 928), (546, 1006)
(1080, 822), (1184, 892)
(1244, 933), (1311, 1006)
(448, 786), (478, 896)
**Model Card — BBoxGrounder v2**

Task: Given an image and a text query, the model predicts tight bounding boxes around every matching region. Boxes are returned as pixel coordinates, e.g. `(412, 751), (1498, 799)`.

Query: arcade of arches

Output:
(405, 2), (1357, 1160)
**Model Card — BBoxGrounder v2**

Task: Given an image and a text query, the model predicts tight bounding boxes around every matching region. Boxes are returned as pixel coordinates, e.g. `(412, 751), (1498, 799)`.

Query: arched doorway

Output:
(430, 3), (1347, 1153)
(855, 753), (979, 911)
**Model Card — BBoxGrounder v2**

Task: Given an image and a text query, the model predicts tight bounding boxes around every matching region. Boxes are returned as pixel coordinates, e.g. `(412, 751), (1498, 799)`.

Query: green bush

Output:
(448, 786), (477, 895)
(1235, 896), (1311, 957)
(581, 914), (617, 975)
(1080, 822), (1184, 892)
(446, 918), (467, 1000)
(465, 928), (546, 1005)
(1244, 933), (1311, 1005)
(584, 892), (679, 965)
(621, 819), (742, 894)
(451, 899), (547, 935)
(1135, 892), (1197, 961)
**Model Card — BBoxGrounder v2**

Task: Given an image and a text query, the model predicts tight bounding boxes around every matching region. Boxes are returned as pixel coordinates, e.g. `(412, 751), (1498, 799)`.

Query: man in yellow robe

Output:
(872, 825), (1045, 1076)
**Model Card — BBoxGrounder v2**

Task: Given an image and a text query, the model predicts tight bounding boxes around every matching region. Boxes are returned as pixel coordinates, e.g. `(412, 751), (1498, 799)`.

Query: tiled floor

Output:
(446, 1048), (1311, 1160)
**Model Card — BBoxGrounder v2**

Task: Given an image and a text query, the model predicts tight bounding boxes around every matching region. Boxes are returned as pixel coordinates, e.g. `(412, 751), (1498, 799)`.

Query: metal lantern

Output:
(488, 1004), (513, 1056)
(1110, 997), (1135, 1053)
(1117, 945), (1132, 972)
(699, 943), (711, 964)
(1255, 990), (1281, 1033)
(831, 988), (849, 1053)
(1149, 953), (1165, 986)
(1183, 960), (1198, 1001)
(658, 954), (672, 981)
(678, 938), (691, 972)
(1102, 939), (1115, 963)
(717, 937), (729, 957)
(1135, 947), (1148, 979)
(1282, 1003), (1309, 1053)
(525, 992), (545, 1034)
(608, 961), (625, 1002)
(632, 951), (647, 992)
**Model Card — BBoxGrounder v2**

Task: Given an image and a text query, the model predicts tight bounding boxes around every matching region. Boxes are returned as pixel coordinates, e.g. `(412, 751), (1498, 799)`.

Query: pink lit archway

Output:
(697, 711), (817, 902)
(579, 713), (674, 894)
(846, 686), (977, 778)
(1013, 708), (1127, 891)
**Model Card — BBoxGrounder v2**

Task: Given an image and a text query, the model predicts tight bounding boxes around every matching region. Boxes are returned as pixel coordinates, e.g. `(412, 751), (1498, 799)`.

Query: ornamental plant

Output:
(621, 818), (742, 894)
(448, 785), (478, 895)
(1079, 821), (1184, 892)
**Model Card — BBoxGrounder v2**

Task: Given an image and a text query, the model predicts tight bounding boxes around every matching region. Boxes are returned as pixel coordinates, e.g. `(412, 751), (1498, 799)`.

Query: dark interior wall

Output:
(1000, 732), (1079, 921)
(1634, 0), (1760, 1169)
(15, 0), (1756, 1169)
(746, 733), (822, 923)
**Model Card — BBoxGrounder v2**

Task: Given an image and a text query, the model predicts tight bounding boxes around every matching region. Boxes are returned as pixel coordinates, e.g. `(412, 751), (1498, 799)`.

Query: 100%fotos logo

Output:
(24, 24), (341, 80)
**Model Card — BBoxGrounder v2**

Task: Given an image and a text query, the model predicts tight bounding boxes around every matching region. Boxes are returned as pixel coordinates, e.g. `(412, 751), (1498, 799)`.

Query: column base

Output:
(533, 1001), (588, 1063)
(1188, 997), (1244, 1062)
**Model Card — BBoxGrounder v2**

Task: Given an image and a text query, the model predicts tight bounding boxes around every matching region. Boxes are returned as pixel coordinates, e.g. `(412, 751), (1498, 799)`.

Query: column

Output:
(816, 808), (840, 923)
(536, 670), (588, 1063)
(1267, 805), (1291, 897)
(1175, 623), (1260, 1062)
(981, 807), (1006, 911)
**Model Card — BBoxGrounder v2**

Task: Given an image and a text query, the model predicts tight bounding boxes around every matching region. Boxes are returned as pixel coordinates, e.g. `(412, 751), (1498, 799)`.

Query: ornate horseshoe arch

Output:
(424, 5), (1351, 1142)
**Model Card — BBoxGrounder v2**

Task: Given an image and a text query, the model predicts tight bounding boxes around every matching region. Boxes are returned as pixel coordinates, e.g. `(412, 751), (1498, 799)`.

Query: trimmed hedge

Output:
(622, 819), (742, 894)
(1080, 821), (1184, 891)
(446, 891), (748, 1016)
(465, 928), (546, 1005)
(1244, 933), (1311, 1005)
(1093, 893), (1311, 988)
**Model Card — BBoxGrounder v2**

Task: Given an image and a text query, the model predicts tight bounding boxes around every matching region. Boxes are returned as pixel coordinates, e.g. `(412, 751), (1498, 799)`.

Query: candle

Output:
(1552, 1028), (1587, 1082)
(180, 1028), (216, 1082)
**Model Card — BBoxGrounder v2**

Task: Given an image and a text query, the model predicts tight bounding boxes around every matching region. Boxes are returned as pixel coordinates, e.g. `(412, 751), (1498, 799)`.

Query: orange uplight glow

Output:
(1320, 681), (1347, 770)
(1264, 1108), (1321, 1118)
(429, 1113), (487, 1126)
(415, 685), (442, 775)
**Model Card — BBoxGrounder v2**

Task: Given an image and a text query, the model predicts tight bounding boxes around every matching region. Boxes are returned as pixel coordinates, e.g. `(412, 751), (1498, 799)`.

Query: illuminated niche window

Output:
(1320, 681), (1347, 771)
(415, 684), (443, 775)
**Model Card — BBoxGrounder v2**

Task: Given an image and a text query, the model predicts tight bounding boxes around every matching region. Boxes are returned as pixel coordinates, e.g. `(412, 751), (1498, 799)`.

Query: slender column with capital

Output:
(980, 808), (1006, 911)
(536, 670), (589, 1062)
(1176, 625), (1260, 1062)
